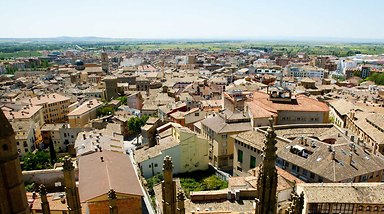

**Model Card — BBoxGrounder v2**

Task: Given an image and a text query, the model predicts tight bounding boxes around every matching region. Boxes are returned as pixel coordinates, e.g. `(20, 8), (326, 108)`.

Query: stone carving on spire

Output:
(287, 188), (304, 214)
(63, 156), (74, 171)
(108, 189), (117, 200)
(39, 184), (47, 196)
(163, 156), (174, 171)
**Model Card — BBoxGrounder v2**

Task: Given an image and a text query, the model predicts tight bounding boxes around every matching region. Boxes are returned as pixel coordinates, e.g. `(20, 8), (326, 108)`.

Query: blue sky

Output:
(1, 0), (383, 39)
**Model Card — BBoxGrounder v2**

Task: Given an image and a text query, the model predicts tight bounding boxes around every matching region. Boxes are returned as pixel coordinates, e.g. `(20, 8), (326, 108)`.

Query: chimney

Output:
(100, 157), (104, 162)
(331, 150), (336, 160)
(156, 135), (160, 145)
(83, 133), (86, 140)
(349, 152), (353, 165)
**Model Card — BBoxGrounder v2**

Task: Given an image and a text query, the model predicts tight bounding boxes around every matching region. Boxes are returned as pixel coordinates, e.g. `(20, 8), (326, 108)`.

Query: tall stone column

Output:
(62, 156), (81, 214)
(162, 156), (177, 214)
(108, 189), (118, 214)
(0, 109), (30, 214)
(256, 117), (278, 214)
(39, 184), (50, 214)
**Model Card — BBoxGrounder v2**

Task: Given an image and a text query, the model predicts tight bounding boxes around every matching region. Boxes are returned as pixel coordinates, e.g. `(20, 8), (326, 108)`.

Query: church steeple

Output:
(0, 109), (30, 214)
(255, 117), (278, 214)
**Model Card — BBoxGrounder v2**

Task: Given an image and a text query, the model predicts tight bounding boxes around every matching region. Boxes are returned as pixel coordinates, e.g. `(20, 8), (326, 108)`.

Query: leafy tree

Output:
(366, 72), (384, 85)
(127, 115), (149, 134)
(146, 173), (164, 195)
(117, 96), (127, 105)
(22, 151), (52, 171)
(97, 106), (115, 117)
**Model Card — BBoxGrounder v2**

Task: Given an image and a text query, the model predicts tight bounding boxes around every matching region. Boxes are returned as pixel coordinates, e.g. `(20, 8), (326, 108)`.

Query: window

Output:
(310, 172), (315, 179)
(154, 164), (158, 167)
(303, 169), (308, 177)
(250, 156), (256, 168)
(238, 150), (243, 163)
(2, 144), (8, 151)
(24, 148), (28, 152)
(194, 112), (199, 116)
(237, 166), (242, 172)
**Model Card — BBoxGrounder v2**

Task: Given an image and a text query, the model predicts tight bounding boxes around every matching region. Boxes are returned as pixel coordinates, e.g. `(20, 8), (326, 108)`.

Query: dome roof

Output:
(75, 60), (84, 66)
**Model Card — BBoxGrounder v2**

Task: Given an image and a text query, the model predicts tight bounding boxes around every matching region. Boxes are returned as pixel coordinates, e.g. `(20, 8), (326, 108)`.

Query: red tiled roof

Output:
(249, 91), (329, 113)
(79, 151), (143, 202)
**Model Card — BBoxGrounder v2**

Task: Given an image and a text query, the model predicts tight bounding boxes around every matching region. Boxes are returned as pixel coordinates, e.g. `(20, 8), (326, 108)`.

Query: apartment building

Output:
(11, 121), (36, 157)
(276, 136), (384, 183)
(345, 109), (384, 155)
(288, 65), (327, 79)
(27, 93), (71, 123)
(135, 126), (209, 178)
(232, 125), (384, 183)
(67, 99), (102, 128)
(200, 110), (252, 171)
(246, 89), (329, 127)
(297, 183), (384, 214)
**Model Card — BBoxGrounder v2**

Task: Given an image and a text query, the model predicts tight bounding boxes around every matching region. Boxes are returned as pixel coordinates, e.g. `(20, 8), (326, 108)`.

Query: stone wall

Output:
(22, 168), (79, 190)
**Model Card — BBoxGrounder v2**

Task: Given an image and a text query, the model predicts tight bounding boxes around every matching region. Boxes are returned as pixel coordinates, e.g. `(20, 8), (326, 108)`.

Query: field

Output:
(1, 39), (384, 59)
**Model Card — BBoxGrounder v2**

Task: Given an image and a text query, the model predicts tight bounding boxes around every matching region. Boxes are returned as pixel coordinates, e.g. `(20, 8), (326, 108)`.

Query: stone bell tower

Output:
(101, 47), (109, 74)
(255, 117), (278, 214)
(0, 109), (30, 214)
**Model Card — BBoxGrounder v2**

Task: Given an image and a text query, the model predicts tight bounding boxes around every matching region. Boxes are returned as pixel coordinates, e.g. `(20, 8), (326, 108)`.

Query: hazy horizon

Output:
(1, 0), (384, 40)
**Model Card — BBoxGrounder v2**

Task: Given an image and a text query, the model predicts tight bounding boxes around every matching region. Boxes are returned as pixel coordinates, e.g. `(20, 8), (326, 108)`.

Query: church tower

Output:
(0, 109), (30, 214)
(255, 117), (278, 214)
(101, 48), (109, 74)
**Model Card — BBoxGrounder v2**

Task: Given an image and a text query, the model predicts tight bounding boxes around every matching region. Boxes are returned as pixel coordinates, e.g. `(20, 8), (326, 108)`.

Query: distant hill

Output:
(0, 36), (383, 44)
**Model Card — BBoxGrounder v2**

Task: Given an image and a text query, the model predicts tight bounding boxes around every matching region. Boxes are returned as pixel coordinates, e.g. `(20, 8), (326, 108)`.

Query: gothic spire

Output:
(255, 116), (278, 214)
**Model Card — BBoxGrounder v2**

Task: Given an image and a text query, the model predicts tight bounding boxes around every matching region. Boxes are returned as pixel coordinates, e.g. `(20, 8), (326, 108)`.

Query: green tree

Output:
(22, 151), (52, 171)
(97, 106), (115, 117)
(117, 96), (127, 105)
(127, 115), (149, 134)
